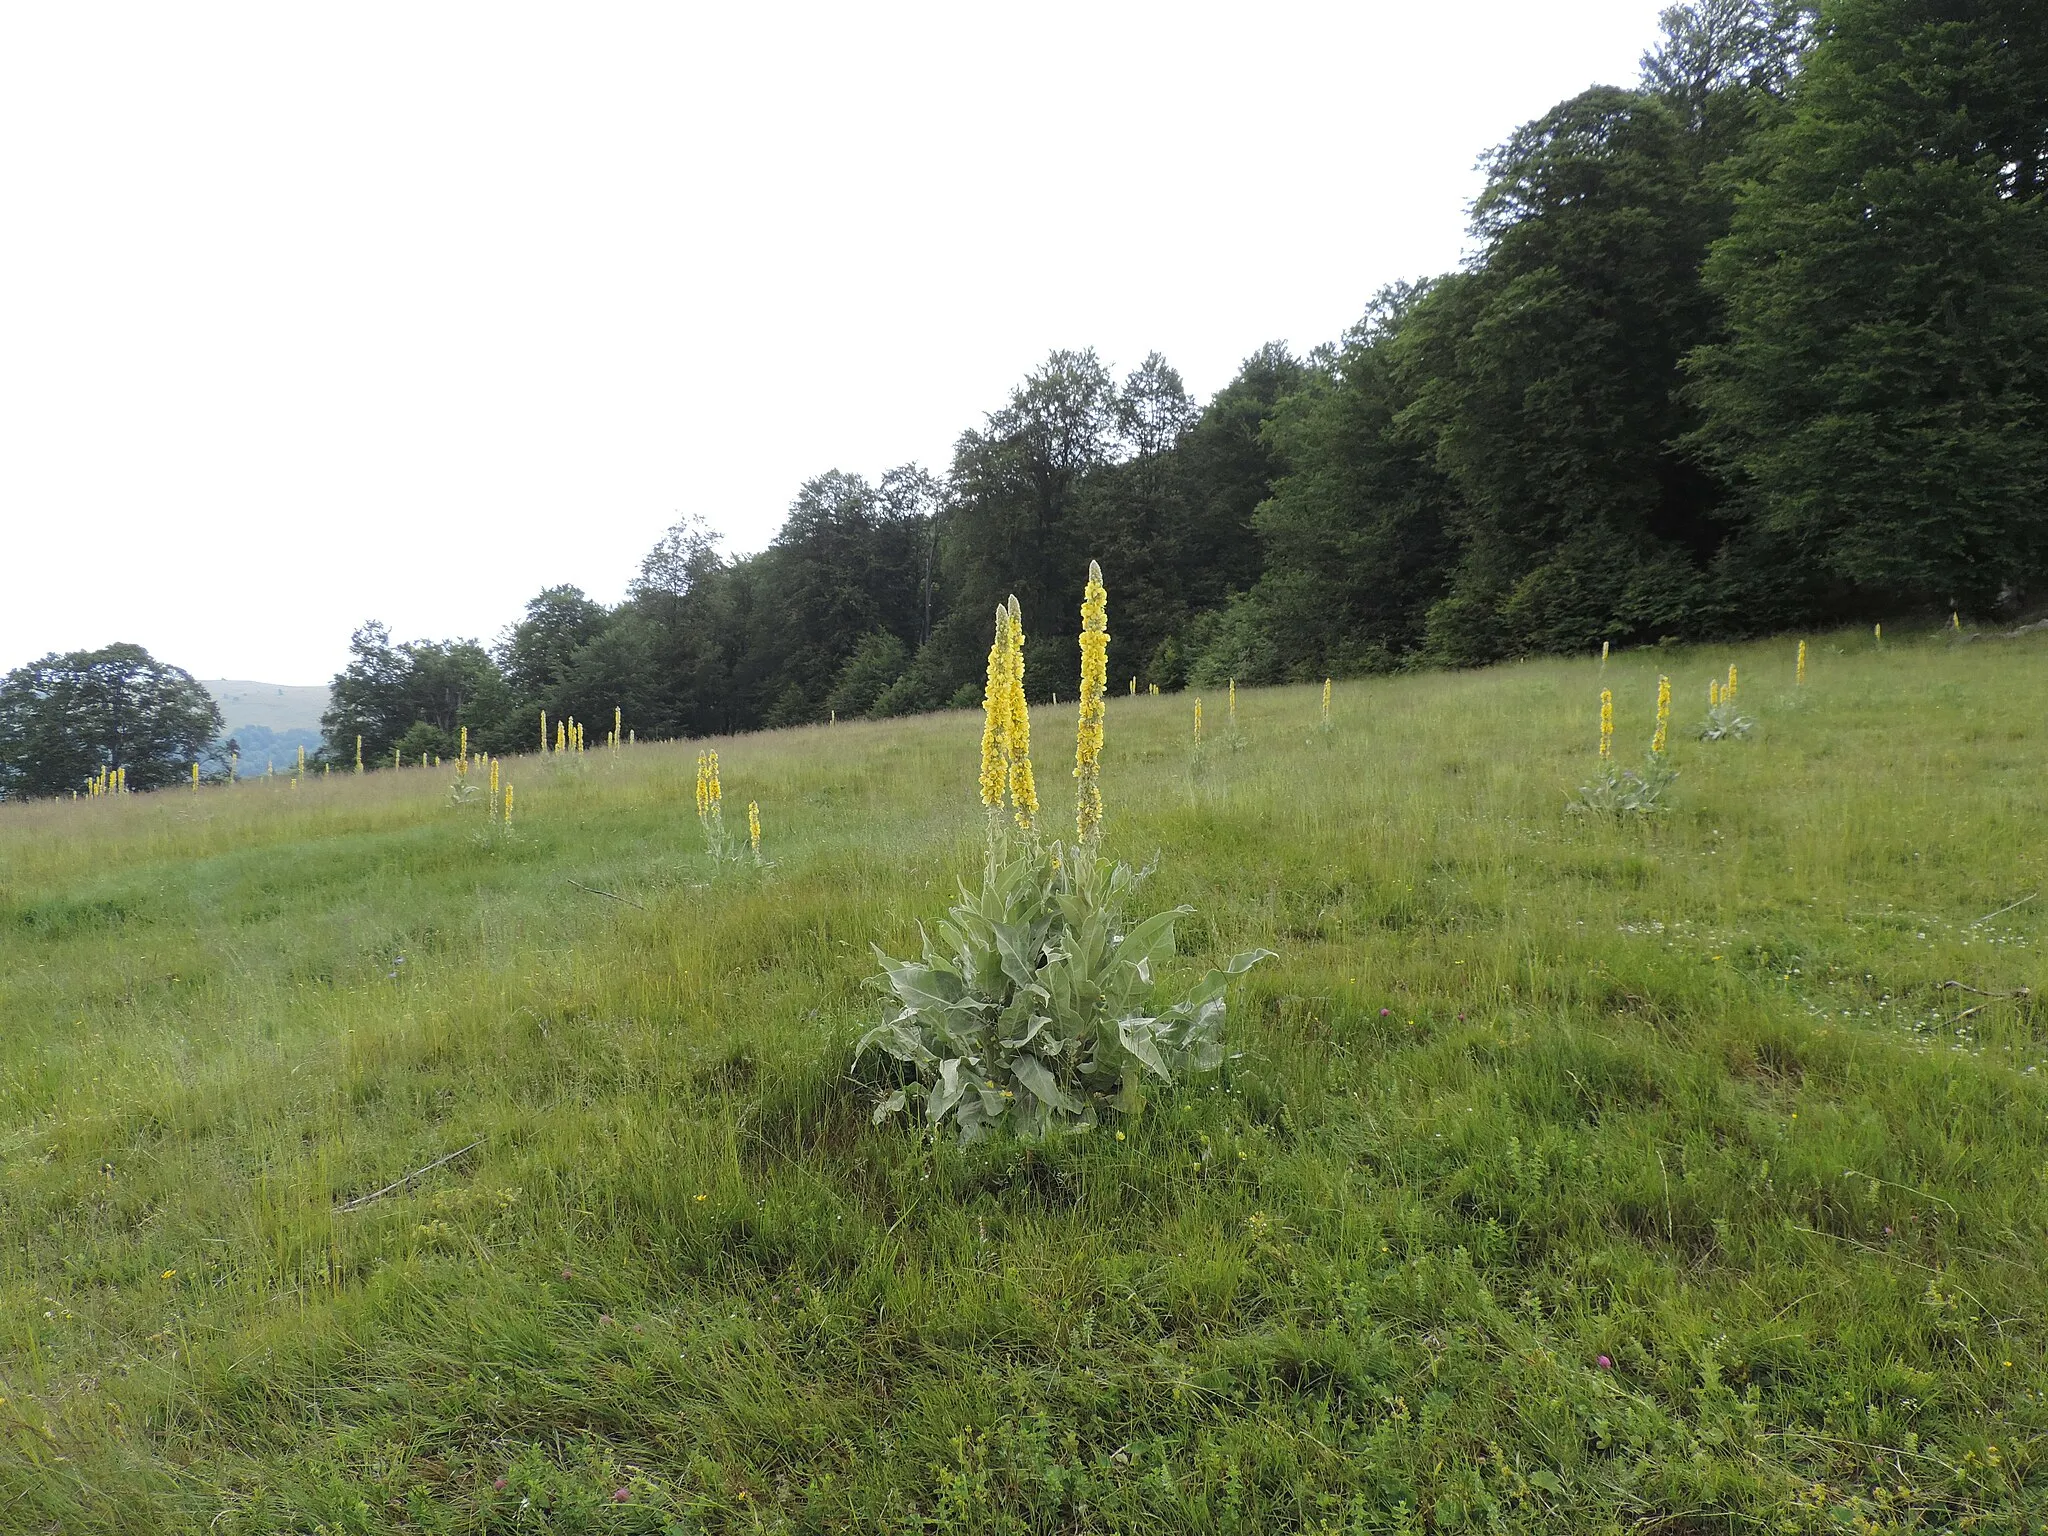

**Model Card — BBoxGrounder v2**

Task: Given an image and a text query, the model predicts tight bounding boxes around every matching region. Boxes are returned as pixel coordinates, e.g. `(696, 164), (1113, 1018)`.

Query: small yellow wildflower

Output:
(1651, 674), (1670, 756)
(1598, 689), (1613, 760)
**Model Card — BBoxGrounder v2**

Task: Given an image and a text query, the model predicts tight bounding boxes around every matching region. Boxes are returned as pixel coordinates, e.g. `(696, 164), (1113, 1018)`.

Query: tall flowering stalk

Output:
(979, 603), (1012, 822)
(1599, 689), (1614, 760)
(863, 562), (1272, 1142)
(459, 726), (468, 774)
(1796, 639), (1807, 685)
(1004, 597), (1037, 831)
(748, 801), (762, 864)
(1725, 664), (1738, 703)
(1074, 561), (1109, 845)
(1652, 675), (1671, 756)
(355, 735), (363, 774)
(540, 710), (548, 754)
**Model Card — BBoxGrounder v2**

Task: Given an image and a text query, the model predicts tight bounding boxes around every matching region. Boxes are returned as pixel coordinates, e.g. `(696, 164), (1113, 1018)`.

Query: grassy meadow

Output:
(2, 628), (2045, 1533)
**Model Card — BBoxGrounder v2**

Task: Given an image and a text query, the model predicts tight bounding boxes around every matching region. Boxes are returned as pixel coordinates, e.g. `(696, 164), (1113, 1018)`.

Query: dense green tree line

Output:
(314, 2), (2048, 758)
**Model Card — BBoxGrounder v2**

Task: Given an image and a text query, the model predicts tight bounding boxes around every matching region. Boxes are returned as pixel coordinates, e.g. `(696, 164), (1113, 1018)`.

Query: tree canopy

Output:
(0, 645), (223, 798)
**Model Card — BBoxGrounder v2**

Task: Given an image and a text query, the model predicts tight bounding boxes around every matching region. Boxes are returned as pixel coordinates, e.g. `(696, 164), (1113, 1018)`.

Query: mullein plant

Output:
(1699, 663), (1754, 741)
(861, 561), (1272, 1143)
(1315, 677), (1334, 746)
(1573, 676), (1678, 817)
(695, 748), (729, 860)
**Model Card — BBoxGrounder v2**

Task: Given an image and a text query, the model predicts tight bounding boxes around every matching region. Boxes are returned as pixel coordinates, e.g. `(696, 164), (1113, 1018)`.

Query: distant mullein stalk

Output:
(1710, 679), (1720, 710)
(459, 726), (468, 774)
(1322, 678), (1332, 733)
(503, 784), (514, 826)
(1796, 639), (1807, 686)
(1228, 678), (1237, 734)
(540, 710), (548, 754)
(1600, 640), (1609, 670)
(1193, 697), (1203, 745)
(490, 757), (500, 817)
(614, 707), (622, 754)
(1726, 665), (1737, 704)
(1004, 595), (1037, 833)
(1652, 675), (1671, 756)
(355, 735), (363, 773)
(1074, 560), (1109, 845)
(1599, 689), (1613, 760)
(748, 800), (761, 863)
(192, 762), (200, 792)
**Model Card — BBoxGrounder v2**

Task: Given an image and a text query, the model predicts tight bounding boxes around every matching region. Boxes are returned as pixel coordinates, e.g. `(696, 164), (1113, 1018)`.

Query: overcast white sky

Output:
(0, 2), (1670, 684)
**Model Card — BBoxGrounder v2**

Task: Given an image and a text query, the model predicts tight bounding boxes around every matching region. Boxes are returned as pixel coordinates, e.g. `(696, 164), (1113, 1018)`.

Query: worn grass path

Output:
(1, 628), (2044, 1533)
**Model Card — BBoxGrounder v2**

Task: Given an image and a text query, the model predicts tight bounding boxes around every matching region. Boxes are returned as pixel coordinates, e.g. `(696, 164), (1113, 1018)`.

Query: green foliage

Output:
(1697, 700), (1756, 740)
(0, 643), (223, 799)
(1692, 0), (2048, 609)
(861, 841), (1272, 1140)
(1571, 752), (1680, 816)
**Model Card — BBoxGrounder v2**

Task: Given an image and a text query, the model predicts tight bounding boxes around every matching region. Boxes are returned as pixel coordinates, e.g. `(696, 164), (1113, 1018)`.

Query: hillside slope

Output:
(2, 630), (2043, 1531)
(200, 679), (331, 736)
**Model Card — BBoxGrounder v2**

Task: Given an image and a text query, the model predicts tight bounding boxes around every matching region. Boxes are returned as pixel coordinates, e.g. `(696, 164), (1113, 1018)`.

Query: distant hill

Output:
(201, 681), (330, 777)
(200, 680), (330, 736)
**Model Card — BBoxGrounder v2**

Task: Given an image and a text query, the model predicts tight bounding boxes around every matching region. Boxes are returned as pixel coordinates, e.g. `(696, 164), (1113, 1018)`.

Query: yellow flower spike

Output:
(540, 710), (548, 754)
(355, 735), (363, 774)
(503, 783), (514, 826)
(979, 603), (1010, 814)
(459, 725), (468, 773)
(1074, 559), (1109, 844)
(1150, 682), (1159, 696)
(748, 800), (761, 858)
(1129, 677), (1136, 696)
(1322, 677), (1332, 727)
(1228, 677), (1237, 733)
(1598, 689), (1613, 760)
(1004, 595), (1036, 831)
(1796, 638), (1807, 686)
(1193, 697), (1203, 745)
(490, 757), (500, 816)
(1726, 664), (1737, 703)
(191, 762), (199, 792)
(1652, 674), (1671, 756)
(1600, 640), (1609, 669)
(1874, 622), (1882, 643)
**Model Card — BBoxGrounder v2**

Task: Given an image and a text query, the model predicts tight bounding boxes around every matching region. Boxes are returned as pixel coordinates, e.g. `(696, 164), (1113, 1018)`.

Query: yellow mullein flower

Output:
(1710, 679), (1720, 709)
(748, 800), (761, 858)
(503, 783), (514, 825)
(1004, 595), (1036, 831)
(1652, 674), (1671, 756)
(979, 602), (1011, 813)
(1796, 638), (1807, 685)
(540, 710), (548, 754)
(490, 757), (500, 816)
(1726, 664), (1737, 703)
(1600, 640), (1609, 669)
(1598, 689), (1613, 760)
(191, 762), (199, 791)
(1322, 678), (1332, 727)
(1193, 697), (1203, 745)
(1074, 559), (1109, 843)
(355, 735), (363, 773)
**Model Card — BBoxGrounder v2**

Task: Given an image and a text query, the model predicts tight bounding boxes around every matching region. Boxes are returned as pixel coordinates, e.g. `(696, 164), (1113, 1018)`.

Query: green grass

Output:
(3, 628), (2044, 1533)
